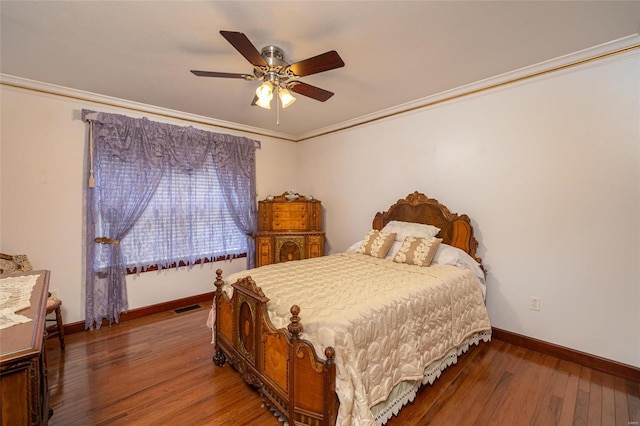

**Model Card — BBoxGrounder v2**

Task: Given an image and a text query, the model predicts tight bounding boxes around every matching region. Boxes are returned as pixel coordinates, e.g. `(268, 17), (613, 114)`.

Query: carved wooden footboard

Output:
(213, 269), (338, 426)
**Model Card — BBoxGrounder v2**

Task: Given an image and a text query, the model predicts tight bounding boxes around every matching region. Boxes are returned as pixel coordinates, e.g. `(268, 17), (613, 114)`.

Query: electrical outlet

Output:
(530, 296), (540, 311)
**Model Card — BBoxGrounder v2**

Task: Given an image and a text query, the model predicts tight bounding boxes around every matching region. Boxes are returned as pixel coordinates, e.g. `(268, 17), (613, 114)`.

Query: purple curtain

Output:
(82, 110), (260, 329)
(213, 134), (259, 269)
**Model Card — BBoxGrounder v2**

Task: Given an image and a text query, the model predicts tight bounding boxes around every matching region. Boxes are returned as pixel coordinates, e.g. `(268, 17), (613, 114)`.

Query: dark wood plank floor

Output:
(46, 301), (640, 426)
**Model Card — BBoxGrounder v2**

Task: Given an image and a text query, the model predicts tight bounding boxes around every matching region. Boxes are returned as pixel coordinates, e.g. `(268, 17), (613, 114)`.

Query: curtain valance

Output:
(82, 110), (260, 171)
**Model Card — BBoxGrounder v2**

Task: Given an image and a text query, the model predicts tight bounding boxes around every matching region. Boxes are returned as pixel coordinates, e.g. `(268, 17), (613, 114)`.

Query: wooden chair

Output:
(46, 294), (65, 349)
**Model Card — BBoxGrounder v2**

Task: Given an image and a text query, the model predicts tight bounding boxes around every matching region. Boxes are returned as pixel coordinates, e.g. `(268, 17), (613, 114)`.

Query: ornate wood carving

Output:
(213, 271), (337, 425)
(324, 347), (336, 366)
(214, 269), (225, 292)
(287, 305), (303, 339)
(212, 350), (226, 367)
(372, 191), (482, 265)
(254, 194), (325, 267)
(276, 236), (305, 262)
(232, 276), (266, 299)
(236, 297), (256, 365)
(262, 330), (290, 394)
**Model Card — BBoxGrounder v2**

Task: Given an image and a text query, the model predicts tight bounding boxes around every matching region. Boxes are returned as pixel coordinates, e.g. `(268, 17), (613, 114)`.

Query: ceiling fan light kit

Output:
(191, 30), (344, 116)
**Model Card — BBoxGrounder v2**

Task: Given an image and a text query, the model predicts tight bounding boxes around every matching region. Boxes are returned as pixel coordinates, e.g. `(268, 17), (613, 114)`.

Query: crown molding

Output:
(2, 34), (639, 143)
(0, 74), (297, 143)
(296, 34), (640, 142)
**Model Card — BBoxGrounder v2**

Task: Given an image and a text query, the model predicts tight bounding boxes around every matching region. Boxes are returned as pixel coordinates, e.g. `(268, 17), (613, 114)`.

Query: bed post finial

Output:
(288, 305), (303, 339)
(214, 269), (224, 292)
(324, 347), (336, 366)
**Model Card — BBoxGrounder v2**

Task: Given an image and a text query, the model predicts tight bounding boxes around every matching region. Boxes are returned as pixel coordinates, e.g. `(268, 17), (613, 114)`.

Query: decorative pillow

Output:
(346, 239), (404, 260)
(393, 236), (442, 267)
(357, 230), (397, 258)
(0, 254), (32, 276)
(381, 220), (441, 242)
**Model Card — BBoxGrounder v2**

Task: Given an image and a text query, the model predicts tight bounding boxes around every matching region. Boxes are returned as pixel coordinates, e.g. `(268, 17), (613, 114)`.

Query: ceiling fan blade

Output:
(220, 30), (267, 67)
(191, 70), (252, 79)
(289, 51), (345, 77)
(290, 82), (334, 102)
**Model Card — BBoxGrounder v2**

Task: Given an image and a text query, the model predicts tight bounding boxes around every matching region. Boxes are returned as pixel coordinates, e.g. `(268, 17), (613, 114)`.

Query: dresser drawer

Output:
(272, 220), (307, 230)
(273, 212), (307, 220)
(273, 203), (307, 213)
(273, 211), (306, 221)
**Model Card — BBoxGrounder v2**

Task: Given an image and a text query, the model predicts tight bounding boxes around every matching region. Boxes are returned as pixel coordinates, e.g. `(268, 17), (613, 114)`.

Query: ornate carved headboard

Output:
(372, 192), (481, 264)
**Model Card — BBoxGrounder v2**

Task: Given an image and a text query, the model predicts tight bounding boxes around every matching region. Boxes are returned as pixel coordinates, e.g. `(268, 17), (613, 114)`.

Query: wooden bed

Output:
(211, 192), (488, 425)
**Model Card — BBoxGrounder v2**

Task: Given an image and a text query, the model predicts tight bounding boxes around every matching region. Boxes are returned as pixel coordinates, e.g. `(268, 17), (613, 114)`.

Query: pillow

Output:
(393, 236), (442, 267)
(346, 239), (403, 260)
(381, 220), (441, 242)
(357, 230), (397, 258)
(432, 244), (485, 284)
(345, 240), (363, 253)
(0, 254), (32, 276)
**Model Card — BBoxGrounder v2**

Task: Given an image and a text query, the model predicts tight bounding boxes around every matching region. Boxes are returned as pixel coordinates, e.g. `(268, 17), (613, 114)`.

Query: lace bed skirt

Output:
(269, 329), (492, 426)
(373, 329), (492, 425)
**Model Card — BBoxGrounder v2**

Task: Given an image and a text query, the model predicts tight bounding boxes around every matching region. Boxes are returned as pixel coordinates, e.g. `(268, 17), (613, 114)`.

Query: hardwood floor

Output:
(45, 301), (640, 426)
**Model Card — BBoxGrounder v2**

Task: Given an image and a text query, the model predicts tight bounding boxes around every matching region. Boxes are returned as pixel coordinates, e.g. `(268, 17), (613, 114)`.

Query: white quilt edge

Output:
(373, 329), (492, 425)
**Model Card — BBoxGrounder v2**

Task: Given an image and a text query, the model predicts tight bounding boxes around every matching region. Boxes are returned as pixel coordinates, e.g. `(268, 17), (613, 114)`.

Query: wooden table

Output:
(0, 270), (51, 426)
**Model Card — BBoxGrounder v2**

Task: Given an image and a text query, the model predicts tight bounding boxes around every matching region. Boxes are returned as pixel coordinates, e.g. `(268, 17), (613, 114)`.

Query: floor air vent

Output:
(174, 304), (201, 314)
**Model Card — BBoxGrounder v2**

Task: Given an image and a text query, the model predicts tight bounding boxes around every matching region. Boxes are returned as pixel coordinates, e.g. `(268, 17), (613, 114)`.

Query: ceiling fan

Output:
(191, 31), (345, 110)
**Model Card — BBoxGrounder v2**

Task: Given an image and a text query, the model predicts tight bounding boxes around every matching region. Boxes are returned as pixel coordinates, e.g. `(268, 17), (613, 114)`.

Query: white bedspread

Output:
(221, 252), (491, 426)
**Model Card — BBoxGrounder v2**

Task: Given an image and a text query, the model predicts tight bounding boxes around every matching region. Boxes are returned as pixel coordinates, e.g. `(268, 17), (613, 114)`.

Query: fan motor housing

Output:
(261, 46), (287, 67)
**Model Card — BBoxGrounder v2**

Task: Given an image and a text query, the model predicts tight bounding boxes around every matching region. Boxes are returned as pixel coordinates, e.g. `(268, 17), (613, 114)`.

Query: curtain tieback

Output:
(95, 237), (120, 245)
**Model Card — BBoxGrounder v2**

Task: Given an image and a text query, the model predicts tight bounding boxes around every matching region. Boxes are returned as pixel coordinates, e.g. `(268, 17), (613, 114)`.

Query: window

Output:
(95, 159), (246, 272)
(83, 109), (259, 328)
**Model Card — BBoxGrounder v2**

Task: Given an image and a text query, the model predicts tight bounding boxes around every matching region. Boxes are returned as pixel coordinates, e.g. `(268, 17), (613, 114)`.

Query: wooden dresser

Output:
(0, 270), (51, 426)
(254, 193), (325, 267)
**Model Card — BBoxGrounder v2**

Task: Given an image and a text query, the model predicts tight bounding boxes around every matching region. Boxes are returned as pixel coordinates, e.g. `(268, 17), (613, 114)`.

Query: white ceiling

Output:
(1, 1), (639, 140)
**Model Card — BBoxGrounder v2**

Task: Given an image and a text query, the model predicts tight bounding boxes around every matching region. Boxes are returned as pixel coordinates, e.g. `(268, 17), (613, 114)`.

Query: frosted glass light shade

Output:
(255, 95), (272, 109)
(278, 88), (296, 108)
(255, 82), (274, 109)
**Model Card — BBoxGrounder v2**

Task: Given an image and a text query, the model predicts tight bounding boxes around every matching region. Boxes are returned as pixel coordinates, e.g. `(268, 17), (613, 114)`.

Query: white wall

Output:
(0, 85), (298, 325)
(298, 52), (640, 367)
